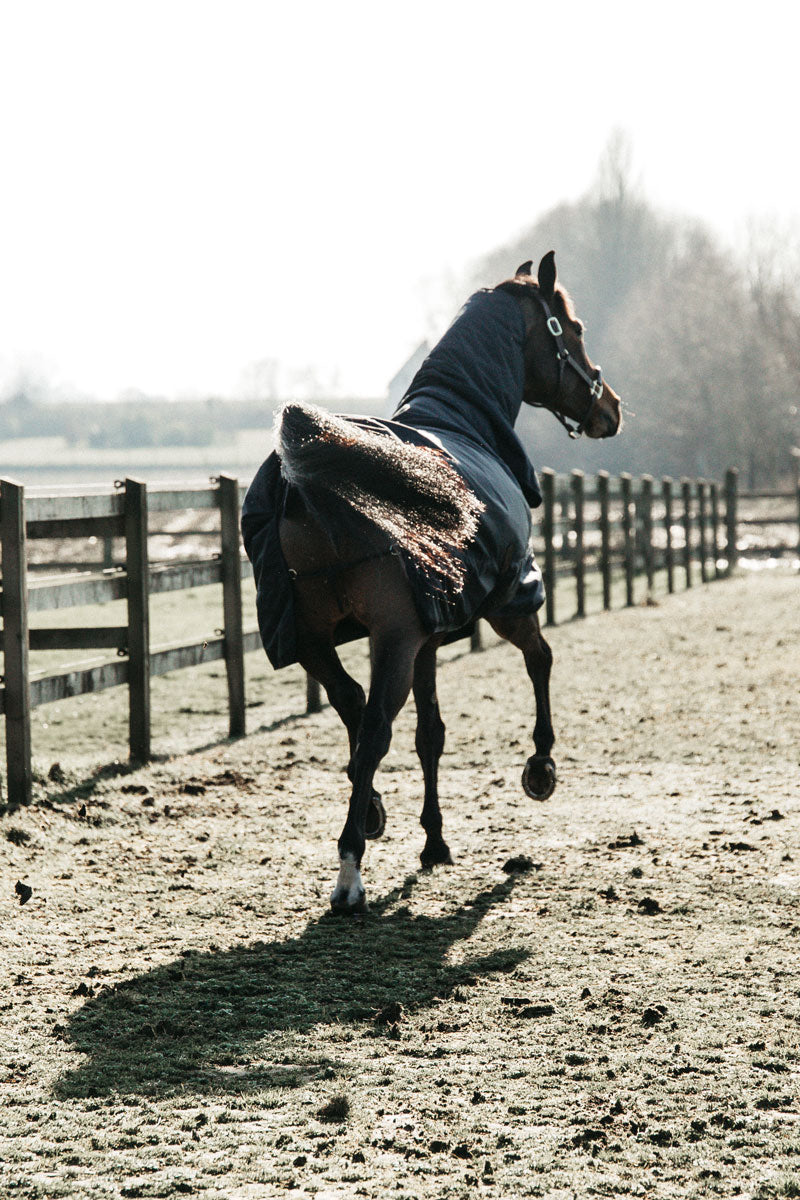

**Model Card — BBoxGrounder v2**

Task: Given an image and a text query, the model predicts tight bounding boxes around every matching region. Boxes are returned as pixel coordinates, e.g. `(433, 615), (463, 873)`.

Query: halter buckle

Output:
(546, 315), (563, 338)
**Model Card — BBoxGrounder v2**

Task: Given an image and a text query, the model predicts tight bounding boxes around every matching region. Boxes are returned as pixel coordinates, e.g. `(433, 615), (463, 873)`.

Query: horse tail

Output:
(275, 401), (484, 590)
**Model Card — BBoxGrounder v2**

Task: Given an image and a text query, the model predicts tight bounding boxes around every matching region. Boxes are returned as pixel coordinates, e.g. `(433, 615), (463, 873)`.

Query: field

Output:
(2, 570), (799, 1199)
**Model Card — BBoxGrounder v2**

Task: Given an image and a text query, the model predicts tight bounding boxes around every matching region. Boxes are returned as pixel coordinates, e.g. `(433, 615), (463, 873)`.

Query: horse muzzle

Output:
(585, 385), (623, 439)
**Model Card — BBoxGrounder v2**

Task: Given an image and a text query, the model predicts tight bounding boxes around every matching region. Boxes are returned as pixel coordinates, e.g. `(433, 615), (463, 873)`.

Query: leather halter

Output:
(520, 291), (604, 439)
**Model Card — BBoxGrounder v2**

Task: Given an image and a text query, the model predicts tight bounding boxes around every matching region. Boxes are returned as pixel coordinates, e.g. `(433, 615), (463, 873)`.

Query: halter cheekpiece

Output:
(521, 290), (604, 439)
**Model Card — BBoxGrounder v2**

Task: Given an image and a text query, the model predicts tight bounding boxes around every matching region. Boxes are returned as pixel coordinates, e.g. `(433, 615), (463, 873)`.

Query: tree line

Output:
(467, 138), (800, 488)
(0, 393), (382, 452)
(4, 137), (798, 488)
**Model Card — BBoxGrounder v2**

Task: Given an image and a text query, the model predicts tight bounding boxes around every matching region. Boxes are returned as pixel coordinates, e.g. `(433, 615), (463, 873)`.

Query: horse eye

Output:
(574, 322), (585, 336)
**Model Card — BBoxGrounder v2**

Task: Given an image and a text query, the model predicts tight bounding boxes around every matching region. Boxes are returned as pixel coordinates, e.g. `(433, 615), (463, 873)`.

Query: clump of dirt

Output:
(501, 853), (541, 874)
(317, 1094), (350, 1123)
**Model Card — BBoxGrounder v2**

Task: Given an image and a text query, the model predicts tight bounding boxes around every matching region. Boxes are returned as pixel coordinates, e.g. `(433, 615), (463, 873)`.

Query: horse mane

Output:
(497, 277), (578, 322)
(555, 286), (577, 322)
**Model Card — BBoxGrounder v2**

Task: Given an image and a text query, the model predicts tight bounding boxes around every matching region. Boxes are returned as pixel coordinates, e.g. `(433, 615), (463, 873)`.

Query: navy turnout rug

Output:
(242, 286), (545, 669)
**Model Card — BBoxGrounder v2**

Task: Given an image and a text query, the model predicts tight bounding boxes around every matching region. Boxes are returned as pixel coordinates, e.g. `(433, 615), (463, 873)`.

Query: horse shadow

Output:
(56, 873), (529, 1099)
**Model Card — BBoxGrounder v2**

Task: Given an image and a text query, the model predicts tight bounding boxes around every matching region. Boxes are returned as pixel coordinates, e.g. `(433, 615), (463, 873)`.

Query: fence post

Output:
(640, 475), (655, 595)
(219, 474), (246, 738)
(620, 473), (634, 606)
(1, 479), (32, 807)
(725, 467), (738, 575)
(697, 481), (709, 583)
(571, 470), (585, 618)
(681, 478), (692, 588)
(710, 480), (721, 578)
(125, 479), (151, 762)
(597, 471), (611, 610)
(541, 469), (556, 626)
(558, 479), (571, 564)
(662, 477), (674, 593)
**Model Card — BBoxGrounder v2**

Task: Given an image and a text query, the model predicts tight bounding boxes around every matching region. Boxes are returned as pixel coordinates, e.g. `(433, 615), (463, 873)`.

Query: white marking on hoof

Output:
(330, 856), (366, 912)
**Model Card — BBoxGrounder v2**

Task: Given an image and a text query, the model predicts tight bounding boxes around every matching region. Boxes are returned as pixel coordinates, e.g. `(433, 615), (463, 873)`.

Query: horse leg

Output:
(487, 611), (556, 801)
(413, 639), (452, 867)
(331, 630), (423, 912)
(296, 630), (386, 840)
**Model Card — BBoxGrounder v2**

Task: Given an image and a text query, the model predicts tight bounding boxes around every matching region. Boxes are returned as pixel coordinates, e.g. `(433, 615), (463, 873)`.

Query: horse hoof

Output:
(420, 837), (453, 868)
(330, 857), (366, 913)
(364, 792), (386, 840)
(522, 755), (556, 801)
(330, 885), (366, 914)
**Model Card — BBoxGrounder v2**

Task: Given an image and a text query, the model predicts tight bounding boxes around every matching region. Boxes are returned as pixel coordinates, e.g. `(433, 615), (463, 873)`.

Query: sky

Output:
(1, 0), (799, 404)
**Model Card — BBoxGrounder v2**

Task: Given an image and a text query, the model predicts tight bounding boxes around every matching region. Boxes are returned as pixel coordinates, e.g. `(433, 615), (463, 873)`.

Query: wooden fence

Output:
(734, 481), (800, 561)
(0, 475), (259, 808)
(2, 467), (798, 809)
(537, 466), (736, 625)
(531, 467), (798, 627)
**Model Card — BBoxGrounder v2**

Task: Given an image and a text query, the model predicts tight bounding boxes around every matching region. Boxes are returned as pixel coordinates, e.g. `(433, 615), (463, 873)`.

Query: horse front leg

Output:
(331, 631), (423, 912)
(413, 639), (452, 867)
(488, 611), (556, 801)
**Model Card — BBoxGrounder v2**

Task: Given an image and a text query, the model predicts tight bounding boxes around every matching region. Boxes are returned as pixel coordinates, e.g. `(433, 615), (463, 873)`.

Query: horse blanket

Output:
(241, 287), (545, 669)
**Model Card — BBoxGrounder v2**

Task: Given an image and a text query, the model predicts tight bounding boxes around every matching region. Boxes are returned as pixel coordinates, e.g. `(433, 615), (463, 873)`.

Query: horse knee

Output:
(523, 629), (552, 675)
(536, 634), (553, 671)
(355, 709), (393, 777)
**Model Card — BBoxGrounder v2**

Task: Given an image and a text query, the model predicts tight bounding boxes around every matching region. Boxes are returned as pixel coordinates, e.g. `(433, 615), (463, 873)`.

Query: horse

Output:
(241, 251), (622, 912)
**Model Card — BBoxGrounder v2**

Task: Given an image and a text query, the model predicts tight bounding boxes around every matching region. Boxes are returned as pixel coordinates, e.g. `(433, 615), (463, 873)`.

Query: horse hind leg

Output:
(295, 629), (385, 838)
(488, 611), (556, 801)
(297, 629), (363, 749)
(413, 639), (452, 867)
(332, 627), (424, 912)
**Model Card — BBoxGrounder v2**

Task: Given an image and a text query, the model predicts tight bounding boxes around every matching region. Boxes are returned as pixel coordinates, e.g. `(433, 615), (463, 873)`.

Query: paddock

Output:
(2, 568), (798, 1199)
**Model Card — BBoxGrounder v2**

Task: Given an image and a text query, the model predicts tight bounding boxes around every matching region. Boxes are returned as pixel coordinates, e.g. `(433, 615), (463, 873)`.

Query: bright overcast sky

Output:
(1, 0), (798, 402)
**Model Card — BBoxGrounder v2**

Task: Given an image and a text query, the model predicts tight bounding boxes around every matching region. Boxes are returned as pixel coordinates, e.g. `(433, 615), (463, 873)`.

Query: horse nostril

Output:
(599, 407), (620, 438)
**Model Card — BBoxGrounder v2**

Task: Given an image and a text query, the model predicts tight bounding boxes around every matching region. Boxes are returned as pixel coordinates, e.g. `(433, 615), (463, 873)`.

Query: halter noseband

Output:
(521, 291), (604, 439)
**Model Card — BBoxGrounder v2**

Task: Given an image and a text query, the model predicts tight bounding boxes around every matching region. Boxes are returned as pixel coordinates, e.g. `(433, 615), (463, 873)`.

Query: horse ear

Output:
(537, 251), (557, 300)
(515, 260), (533, 278)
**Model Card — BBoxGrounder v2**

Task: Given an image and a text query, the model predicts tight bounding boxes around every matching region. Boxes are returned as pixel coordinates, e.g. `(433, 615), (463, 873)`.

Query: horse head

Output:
(506, 252), (622, 440)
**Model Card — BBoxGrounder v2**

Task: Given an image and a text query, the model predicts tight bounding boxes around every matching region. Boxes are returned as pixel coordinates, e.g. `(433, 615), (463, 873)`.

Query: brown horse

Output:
(243, 252), (622, 912)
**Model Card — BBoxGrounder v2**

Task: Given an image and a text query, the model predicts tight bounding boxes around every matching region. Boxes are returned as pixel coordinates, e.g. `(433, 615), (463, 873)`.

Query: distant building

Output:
(387, 341), (429, 413)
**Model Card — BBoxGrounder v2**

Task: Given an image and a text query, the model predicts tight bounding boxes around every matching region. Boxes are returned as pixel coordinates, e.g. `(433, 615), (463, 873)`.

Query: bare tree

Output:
(459, 136), (797, 485)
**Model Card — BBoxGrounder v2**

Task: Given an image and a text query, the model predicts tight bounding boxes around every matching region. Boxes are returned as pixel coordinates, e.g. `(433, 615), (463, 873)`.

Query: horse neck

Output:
(404, 289), (527, 429)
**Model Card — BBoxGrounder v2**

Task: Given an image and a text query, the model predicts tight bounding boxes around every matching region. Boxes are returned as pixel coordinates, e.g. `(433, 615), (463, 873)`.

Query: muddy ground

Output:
(2, 570), (799, 1199)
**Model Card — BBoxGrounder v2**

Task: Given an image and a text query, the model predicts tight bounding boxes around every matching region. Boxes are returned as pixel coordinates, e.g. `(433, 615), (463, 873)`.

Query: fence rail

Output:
(2, 466), (798, 809)
(538, 468), (734, 624)
(1, 475), (255, 807)
(534, 468), (799, 625)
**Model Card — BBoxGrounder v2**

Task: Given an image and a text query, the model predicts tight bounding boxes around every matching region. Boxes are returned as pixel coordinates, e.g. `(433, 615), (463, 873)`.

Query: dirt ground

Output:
(2, 569), (799, 1200)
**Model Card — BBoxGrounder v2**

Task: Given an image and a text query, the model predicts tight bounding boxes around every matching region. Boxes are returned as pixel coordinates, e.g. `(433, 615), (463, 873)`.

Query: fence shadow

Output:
(56, 873), (528, 1100)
